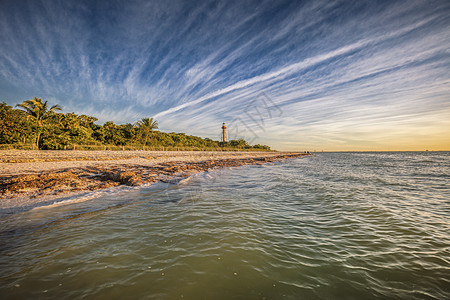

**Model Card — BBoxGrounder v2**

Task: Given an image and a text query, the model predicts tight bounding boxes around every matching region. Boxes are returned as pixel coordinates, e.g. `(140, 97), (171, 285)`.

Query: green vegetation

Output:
(1, 99), (271, 151)
(16, 97), (62, 149)
(136, 117), (159, 146)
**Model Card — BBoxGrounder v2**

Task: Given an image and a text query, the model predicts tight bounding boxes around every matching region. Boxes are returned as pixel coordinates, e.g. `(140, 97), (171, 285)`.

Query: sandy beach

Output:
(1, 150), (309, 212)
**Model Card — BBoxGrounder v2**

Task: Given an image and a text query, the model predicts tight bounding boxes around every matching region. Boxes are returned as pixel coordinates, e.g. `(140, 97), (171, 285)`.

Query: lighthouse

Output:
(221, 122), (226, 143)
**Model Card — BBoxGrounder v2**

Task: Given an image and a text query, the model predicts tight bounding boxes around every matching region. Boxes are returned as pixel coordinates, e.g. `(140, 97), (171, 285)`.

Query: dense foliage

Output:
(0, 100), (270, 151)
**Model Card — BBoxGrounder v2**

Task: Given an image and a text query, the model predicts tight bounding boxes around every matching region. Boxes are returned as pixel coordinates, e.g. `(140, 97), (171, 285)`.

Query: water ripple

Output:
(1, 152), (449, 299)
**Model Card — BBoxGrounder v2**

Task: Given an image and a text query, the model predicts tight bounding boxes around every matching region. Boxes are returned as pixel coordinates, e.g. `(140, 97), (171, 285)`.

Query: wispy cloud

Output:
(0, 0), (449, 149)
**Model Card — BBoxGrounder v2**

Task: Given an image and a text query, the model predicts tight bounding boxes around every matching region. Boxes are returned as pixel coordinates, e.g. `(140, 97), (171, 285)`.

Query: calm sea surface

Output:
(0, 152), (449, 299)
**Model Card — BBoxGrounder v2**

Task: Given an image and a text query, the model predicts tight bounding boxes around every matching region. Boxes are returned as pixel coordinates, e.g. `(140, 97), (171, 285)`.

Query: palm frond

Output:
(49, 104), (62, 112)
(16, 102), (37, 118)
(137, 117), (158, 130)
(16, 97), (62, 122)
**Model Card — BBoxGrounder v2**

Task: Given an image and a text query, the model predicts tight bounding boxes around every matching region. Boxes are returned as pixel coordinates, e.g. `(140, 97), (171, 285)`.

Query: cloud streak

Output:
(0, 0), (449, 150)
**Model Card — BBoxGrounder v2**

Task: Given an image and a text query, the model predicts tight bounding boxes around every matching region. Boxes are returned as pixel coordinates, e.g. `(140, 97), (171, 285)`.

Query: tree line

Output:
(0, 97), (271, 151)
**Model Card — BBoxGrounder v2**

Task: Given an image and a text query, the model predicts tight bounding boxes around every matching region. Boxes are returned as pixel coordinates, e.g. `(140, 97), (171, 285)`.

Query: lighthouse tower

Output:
(221, 123), (226, 143)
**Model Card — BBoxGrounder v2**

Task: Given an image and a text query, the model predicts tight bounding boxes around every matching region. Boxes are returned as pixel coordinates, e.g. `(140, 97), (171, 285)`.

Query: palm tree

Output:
(16, 97), (62, 149)
(136, 117), (158, 146)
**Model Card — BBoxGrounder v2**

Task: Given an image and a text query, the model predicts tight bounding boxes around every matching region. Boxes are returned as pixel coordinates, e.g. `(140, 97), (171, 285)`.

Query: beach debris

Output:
(0, 153), (310, 200)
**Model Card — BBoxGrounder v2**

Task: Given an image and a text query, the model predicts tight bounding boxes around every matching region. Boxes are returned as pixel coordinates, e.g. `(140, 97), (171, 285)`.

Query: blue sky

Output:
(1, 0), (449, 150)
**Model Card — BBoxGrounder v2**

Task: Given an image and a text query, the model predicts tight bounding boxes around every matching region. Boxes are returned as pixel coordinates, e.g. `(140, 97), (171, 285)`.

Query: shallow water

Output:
(1, 152), (449, 299)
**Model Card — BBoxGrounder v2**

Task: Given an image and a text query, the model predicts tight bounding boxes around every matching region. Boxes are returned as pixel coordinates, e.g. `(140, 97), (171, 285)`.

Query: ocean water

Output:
(0, 152), (449, 299)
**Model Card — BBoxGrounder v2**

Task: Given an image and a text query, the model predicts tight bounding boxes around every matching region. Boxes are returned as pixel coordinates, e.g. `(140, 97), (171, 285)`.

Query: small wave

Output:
(177, 170), (215, 185)
(31, 185), (134, 210)
(178, 176), (193, 185)
(32, 193), (101, 210)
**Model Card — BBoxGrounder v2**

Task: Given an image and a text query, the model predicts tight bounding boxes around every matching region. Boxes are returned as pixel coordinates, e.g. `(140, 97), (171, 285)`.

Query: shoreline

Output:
(1, 151), (311, 213)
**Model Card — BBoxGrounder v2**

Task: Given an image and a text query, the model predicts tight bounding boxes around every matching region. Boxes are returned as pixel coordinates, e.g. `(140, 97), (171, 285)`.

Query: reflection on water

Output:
(1, 152), (449, 299)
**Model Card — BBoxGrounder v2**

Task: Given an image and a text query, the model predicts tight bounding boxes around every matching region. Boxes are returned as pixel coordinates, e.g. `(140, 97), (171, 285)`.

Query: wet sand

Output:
(0, 150), (310, 211)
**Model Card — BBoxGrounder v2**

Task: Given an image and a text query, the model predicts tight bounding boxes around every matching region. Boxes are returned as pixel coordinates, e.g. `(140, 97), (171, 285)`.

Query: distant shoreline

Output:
(0, 151), (311, 213)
